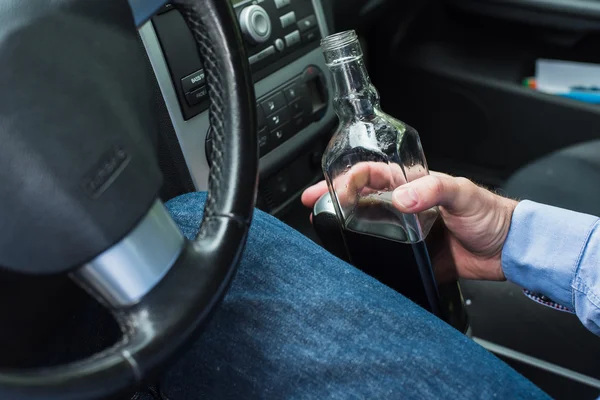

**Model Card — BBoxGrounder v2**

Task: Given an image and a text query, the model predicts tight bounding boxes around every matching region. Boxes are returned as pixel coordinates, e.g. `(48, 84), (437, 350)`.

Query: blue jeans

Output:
(140, 192), (549, 399)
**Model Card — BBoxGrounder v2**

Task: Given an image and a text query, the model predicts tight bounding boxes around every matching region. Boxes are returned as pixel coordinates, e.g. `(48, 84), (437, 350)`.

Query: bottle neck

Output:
(322, 31), (380, 120)
(328, 57), (380, 120)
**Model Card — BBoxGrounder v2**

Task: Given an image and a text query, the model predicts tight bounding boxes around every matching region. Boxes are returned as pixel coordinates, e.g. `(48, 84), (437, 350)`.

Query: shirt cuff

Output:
(502, 200), (599, 310)
(522, 289), (574, 313)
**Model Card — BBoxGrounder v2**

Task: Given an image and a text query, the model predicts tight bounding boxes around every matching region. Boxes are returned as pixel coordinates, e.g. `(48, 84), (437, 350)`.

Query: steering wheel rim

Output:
(0, 0), (257, 399)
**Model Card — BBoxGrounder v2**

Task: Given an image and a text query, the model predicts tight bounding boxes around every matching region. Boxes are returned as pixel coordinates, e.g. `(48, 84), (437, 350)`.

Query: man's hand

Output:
(302, 173), (517, 281)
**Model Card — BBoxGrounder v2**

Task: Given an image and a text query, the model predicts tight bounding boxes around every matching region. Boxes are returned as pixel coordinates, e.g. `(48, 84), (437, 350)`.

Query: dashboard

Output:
(139, 0), (337, 211)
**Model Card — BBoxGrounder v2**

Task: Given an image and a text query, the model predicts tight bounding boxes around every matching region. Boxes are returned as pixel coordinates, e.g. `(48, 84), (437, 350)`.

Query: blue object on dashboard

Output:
(558, 91), (600, 104)
(128, 0), (169, 27)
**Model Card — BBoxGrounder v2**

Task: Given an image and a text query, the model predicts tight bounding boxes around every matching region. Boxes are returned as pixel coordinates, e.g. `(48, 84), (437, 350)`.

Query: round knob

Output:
(239, 5), (272, 45)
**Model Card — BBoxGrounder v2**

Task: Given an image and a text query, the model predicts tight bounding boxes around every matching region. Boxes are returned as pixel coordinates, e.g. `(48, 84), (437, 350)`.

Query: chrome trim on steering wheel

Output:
(72, 200), (184, 307)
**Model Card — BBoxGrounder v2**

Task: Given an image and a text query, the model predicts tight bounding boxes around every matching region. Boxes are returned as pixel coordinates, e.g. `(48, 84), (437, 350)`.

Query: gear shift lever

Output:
(312, 193), (350, 263)
(313, 193), (469, 333)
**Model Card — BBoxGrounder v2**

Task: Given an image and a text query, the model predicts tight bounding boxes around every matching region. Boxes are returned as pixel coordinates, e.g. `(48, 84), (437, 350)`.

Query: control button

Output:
(283, 82), (308, 103)
(257, 106), (267, 130)
(297, 15), (317, 32)
(269, 123), (292, 147)
(275, 38), (285, 52)
(260, 92), (286, 116)
(280, 11), (296, 28)
(284, 30), (301, 47)
(289, 100), (303, 115)
(253, 13), (269, 36)
(239, 5), (272, 44)
(289, 98), (312, 116)
(258, 127), (270, 156)
(267, 106), (291, 131)
(185, 86), (208, 106)
(181, 69), (206, 93)
(249, 45), (276, 64)
(302, 28), (320, 44)
(274, 0), (291, 9)
(271, 126), (285, 141)
(287, 86), (311, 117)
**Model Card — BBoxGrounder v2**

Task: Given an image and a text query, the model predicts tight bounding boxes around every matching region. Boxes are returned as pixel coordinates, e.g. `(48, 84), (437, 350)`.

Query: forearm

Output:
(502, 200), (600, 335)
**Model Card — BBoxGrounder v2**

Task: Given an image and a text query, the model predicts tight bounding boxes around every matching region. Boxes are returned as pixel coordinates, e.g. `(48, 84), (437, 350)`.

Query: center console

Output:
(140, 0), (336, 207)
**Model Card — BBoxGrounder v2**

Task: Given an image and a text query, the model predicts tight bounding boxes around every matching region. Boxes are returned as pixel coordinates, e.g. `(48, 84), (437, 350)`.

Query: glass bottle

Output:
(321, 30), (468, 331)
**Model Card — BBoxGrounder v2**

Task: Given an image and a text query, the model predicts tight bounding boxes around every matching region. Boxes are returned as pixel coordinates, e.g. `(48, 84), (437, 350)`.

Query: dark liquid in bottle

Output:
(343, 200), (469, 332)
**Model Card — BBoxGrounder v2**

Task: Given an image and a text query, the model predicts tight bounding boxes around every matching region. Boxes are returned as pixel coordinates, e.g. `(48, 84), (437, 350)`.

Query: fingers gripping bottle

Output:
(320, 30), (468, 332)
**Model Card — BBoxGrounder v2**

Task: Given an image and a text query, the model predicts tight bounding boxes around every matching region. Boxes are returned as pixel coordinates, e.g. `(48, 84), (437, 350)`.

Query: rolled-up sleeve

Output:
(502, 200), (600, 335)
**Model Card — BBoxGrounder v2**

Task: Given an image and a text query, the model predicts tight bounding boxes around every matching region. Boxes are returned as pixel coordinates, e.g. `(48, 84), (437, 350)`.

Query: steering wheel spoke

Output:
(72, 201), (184, 308)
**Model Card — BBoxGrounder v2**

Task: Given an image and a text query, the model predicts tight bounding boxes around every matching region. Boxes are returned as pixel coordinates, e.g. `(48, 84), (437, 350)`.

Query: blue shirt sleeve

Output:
(502, 200), (600, 335)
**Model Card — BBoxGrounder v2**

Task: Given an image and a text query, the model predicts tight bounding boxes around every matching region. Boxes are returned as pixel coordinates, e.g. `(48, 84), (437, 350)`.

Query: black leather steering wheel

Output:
(0, 0), (257, 399)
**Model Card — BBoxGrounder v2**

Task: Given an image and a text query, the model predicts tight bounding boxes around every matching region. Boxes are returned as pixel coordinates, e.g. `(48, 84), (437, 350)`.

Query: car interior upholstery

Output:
(1, 0), (599, 399)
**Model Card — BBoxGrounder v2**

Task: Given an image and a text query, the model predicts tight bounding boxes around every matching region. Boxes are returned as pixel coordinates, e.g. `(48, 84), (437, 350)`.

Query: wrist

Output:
(502, 198), (519, 231)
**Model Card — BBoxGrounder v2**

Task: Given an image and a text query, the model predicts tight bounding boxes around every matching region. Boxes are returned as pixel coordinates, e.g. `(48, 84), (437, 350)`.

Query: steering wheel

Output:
(0, 0), (257, 399)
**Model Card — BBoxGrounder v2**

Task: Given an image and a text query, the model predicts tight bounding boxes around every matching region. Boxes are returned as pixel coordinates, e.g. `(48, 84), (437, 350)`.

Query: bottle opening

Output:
(321, 30), (362, 66)
(321, 30), (358, 52)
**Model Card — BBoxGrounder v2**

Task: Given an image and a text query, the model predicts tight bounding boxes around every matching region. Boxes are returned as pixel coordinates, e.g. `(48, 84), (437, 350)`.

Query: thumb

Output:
(392, 174), (471, 214)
